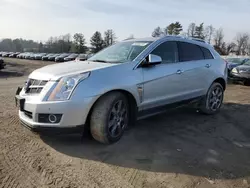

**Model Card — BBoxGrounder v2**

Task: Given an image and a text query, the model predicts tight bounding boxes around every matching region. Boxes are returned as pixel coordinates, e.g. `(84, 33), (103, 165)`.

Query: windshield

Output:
(226, 58), (244, 64)
(88, 41), (152, 63)
(243, 59), (250, 66)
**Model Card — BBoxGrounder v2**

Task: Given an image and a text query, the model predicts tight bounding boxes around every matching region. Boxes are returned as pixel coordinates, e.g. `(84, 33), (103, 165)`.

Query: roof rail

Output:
(190, 37), (207, 43)
(161, 35), (208, 44)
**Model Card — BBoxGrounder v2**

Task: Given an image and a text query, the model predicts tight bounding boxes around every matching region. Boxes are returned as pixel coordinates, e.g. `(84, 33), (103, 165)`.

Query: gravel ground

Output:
(0, 58), (250, 188)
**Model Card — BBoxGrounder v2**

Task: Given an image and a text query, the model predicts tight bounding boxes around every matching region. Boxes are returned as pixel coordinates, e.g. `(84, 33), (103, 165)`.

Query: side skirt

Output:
(137, 96), (204, 120)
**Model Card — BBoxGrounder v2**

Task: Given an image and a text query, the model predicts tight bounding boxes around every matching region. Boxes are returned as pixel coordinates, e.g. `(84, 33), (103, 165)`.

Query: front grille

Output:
(25, 79), (48, 94)
(24, 110), (32, 119)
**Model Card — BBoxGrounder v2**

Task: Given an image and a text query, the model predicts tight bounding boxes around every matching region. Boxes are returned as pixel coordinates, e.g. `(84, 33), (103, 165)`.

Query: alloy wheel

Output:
(108, 100), (128, 138)
(208, 86), (223, 111)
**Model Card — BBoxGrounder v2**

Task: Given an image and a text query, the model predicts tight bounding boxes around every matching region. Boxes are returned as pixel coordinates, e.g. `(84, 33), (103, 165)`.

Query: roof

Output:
(124, 35), (208, 44)
(123, 37), (159, 42)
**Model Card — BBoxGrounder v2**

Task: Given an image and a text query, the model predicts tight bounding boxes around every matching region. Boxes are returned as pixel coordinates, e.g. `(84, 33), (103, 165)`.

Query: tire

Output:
(199, 82), (224, 115)
(243, 80), (250, 86)
(90, 92), (129, 144)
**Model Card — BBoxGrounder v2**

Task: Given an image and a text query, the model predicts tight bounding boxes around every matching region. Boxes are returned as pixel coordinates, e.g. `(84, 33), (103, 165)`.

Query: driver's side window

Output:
(151, 41), (178, 64)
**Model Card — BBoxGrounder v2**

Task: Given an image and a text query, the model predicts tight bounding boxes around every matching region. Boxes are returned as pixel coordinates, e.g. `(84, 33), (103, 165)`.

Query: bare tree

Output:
(236, 33), (249, 55)
(226, 42), (236, 55)
(214, 28), (224, 47)
(187, 23), (196, 37)
(104, 29), (116, 47)
(205, 25), (215, 44)
(152, 27), (164, 37)
(213, 28), (225, 55)
(248, 43), (250, 55)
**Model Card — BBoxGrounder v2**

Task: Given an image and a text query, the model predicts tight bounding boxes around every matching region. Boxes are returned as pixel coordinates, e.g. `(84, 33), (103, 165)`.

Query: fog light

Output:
(38, 114), (62, 123)
(48, 114), (57, 123)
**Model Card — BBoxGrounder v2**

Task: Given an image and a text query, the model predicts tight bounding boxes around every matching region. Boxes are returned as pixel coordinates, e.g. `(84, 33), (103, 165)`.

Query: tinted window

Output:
(201, 47), (214, 59)
(178, 42), (204, 62)
(151, 41), (178, 64)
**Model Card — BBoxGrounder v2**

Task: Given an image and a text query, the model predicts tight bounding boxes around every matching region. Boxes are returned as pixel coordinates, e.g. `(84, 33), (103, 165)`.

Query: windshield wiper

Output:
(90, 60), (108, 63)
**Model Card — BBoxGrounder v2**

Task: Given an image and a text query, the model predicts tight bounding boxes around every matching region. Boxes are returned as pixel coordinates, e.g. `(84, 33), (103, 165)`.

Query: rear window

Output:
(178, 42), (204, 62)
(200, 47), (214, 59)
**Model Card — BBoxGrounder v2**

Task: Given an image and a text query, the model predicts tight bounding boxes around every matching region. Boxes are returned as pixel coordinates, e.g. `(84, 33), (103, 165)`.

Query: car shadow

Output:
(0, 62), (27, 78)
(41, 103), (250, 180)
(0, 70), (24, 78)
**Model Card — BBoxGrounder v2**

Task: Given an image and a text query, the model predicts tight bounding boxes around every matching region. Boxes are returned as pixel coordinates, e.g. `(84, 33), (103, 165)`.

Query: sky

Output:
(0, 0), (249, 43)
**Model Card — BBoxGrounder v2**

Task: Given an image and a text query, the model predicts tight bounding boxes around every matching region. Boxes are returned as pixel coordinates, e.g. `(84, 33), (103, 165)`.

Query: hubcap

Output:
(208, 86), (223, 111)
(108, 100), (128, 138)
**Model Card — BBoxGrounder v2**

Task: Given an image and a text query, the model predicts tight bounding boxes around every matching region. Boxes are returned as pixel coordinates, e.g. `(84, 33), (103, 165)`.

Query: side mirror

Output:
(148, 54), (162, 65)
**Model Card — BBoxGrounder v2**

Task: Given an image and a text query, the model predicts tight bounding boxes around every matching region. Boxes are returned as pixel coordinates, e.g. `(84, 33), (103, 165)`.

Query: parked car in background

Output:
(17, 52), (27, 59)
(0, 58), (5, 70)
(48, 54), (60, 61)
(2, 52), (14, 57)
(87, 53), (94, 59)
(230, 59), (250, 85)
(64, 53), (78, 61)
(34, 53), (47, 60)
(9, 52), (21, 58)
(75, 54), (87, 61)
(42, 54), (54, 61)
(226, 57), (249, 74)
(55, 53), (69, 62)
(0, 52), (5, 57)
(23, 53), (33, 59)
(15, 36), (227, 144)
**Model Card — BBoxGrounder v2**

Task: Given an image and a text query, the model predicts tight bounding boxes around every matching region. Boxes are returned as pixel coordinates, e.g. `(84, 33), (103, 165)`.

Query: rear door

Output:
(176, 42), (214, 99)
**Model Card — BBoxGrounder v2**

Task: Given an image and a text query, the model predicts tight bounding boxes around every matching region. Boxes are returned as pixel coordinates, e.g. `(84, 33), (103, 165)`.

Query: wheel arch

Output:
(84, 89), (138, 133)
(213, 77), (226, 91)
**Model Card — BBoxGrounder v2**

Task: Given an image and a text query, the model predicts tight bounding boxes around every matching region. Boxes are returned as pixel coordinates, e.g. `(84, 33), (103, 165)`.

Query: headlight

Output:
(47, 72), (90, 101)
(231, 68), (238, 73)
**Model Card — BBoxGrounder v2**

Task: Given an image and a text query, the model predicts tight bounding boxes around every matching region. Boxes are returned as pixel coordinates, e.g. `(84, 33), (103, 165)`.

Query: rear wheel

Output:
(199, 82), (224, 115)
(90, 92), (129, 144)
(243, 79), (250, 86)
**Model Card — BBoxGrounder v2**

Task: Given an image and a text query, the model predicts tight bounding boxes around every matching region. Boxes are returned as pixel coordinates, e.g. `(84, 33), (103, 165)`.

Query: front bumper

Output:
(55, 58), (64, 62)
(20, 120), (84, 134)
(229, 72), (250, 81)
(16, 87), (99, 133)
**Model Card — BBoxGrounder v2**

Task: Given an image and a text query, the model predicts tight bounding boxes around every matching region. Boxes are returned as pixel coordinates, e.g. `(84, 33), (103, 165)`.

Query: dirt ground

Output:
(0, 58), (250, 188)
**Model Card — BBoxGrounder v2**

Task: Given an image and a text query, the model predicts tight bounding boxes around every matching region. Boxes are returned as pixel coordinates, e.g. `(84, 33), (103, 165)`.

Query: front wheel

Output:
(90, 92), (129, 144)
(199, 82), (224, 115)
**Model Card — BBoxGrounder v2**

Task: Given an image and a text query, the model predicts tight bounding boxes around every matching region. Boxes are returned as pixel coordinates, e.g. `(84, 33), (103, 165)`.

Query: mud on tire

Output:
(90, 92), (129, 144)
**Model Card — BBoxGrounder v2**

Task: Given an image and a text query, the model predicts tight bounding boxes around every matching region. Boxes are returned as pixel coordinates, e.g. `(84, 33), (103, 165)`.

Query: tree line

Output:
(0, 29), (117, 54)
(0, 23), (250, 56)
(152, 22), (250, 56)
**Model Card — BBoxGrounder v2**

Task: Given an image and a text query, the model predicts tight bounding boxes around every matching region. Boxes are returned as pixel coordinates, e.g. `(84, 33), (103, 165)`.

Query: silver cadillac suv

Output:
(16, 36), (227, 144)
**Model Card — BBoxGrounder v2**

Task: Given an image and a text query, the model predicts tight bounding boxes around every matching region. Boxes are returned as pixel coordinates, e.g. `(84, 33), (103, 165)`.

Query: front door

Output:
(141, 41), (185, 110)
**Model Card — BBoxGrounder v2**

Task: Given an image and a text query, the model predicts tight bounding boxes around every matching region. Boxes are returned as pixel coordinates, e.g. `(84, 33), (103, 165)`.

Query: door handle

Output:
(176, 70), (183, 74)
(205, 64), (211, 68)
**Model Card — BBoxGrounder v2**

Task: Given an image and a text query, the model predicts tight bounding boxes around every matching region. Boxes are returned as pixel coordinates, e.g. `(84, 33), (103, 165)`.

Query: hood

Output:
(237, 65), (250, 71)
(227, 62), (242, 70)
(29, 61), (116, 80)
